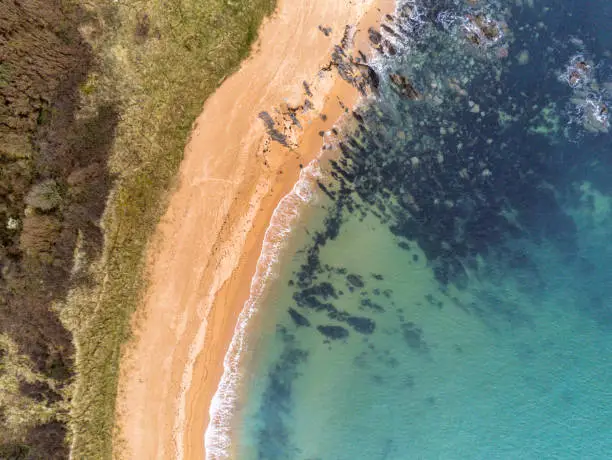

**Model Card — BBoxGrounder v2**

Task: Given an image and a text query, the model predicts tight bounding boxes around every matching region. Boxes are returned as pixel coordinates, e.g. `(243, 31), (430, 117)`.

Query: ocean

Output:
(206, 0), (612, 458)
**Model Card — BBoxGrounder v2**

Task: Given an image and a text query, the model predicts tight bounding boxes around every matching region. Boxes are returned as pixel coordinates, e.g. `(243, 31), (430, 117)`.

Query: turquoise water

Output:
(212, 0), (612, 458)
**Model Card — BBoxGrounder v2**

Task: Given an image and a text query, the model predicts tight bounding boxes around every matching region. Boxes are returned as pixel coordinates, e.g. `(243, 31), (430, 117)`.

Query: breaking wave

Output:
(204, 161), (321, 459)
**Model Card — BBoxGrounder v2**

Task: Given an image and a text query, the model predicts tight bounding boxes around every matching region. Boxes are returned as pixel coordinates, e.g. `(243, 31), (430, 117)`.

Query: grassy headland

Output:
(0, 0), (275, 457)
(65, 0), (276, 458)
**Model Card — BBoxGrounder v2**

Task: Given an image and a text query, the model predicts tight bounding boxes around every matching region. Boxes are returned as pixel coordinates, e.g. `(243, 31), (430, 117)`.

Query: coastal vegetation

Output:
(0, 0), (275, 457)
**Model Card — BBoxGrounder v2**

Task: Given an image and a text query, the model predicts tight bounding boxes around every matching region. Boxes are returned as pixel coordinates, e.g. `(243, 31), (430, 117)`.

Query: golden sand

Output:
(115, 0), (394, 458)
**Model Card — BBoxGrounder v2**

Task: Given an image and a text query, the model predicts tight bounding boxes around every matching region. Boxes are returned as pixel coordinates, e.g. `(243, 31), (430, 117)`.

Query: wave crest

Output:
(204, 161), (321, 459)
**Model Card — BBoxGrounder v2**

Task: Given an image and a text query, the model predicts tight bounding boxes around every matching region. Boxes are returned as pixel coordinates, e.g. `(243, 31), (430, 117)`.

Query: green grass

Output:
(60, 0), (276, 457)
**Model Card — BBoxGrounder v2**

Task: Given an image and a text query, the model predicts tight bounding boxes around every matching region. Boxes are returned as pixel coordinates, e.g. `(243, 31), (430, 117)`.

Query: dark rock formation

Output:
(317, 325), (350, 340)
(389, 74), (421, 100)
(347, 316), (376, 334)
(346, 273), (365, 288)
(368, 27), (382, 45)
(258, 111), (288, 145)
(318, 25), (332, 37)
(288, 308), (311, 327)
(401, 322), (429, 352)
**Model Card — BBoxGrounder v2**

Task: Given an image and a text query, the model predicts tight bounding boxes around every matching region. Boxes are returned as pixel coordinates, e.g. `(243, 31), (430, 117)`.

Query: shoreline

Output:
(204, 158), (323, 458)
(115, 0), (394, 458)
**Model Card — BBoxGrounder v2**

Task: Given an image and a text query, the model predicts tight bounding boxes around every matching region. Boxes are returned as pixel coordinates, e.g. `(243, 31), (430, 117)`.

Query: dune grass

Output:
(61, 0), (276, 457)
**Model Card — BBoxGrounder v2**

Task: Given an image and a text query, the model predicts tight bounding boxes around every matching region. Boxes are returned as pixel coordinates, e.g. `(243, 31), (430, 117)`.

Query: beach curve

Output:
(114, 0), (392, 458)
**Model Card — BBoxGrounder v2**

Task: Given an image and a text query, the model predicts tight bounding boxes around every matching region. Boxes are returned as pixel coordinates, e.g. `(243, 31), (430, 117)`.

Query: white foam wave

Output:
(204, 161), (321, 459)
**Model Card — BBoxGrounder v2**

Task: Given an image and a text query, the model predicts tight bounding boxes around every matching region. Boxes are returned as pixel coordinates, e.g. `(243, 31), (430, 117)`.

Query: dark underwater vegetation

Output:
(225, 0), (612, 458)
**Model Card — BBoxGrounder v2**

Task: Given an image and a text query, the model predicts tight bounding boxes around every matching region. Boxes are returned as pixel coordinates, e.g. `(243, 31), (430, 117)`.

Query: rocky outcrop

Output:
(389, 73), (421, 100)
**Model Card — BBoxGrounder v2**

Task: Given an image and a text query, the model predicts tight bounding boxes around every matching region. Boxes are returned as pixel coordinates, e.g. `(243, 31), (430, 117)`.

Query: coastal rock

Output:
(330, 44), (379, 96)
(258, 111), (288, 146)
(303, 81), (313, 97)
(463, 13), (503, 47)
(341, 25), (355, 50)
(381, 24), (401, 40)
(368, 27), (382, 46)
(389, 74), (420, 100)
(318, 25), (332, 37)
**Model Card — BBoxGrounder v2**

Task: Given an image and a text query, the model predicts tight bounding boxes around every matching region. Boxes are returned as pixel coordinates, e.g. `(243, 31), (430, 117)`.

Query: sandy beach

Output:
(115, 0), (394, 458)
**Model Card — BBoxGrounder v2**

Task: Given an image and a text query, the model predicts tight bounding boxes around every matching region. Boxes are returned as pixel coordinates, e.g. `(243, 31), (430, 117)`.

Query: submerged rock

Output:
(288, 308), (311, 327)
(400, 322), (429, 352)
(361, 298), (385, 312)
(317, 325), (349, 340)
(347, 316), (376, 334)
(346, 273), (365, 288)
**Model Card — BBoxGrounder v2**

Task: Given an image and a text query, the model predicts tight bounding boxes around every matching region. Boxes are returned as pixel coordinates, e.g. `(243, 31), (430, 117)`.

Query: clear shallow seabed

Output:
(209, 0), (612, 458)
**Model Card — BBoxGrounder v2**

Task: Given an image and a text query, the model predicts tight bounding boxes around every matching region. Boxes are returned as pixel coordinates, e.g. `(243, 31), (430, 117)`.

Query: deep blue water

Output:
(218, 0), (612, 458)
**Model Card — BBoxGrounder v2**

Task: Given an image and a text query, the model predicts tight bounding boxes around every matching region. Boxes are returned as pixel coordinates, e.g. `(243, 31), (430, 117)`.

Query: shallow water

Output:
(213, 0), (612, 458)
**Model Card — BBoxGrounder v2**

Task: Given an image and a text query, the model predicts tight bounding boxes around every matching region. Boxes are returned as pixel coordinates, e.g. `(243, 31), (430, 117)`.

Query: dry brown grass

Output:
(58, 0), (276, 457)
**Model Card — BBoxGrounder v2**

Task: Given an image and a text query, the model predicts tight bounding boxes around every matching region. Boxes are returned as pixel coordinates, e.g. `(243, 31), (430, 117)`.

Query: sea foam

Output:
(204, 161), (321, 459)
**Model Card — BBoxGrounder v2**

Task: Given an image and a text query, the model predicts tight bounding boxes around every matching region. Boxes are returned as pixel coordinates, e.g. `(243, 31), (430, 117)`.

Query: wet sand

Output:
(115, 0), (394, 458)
